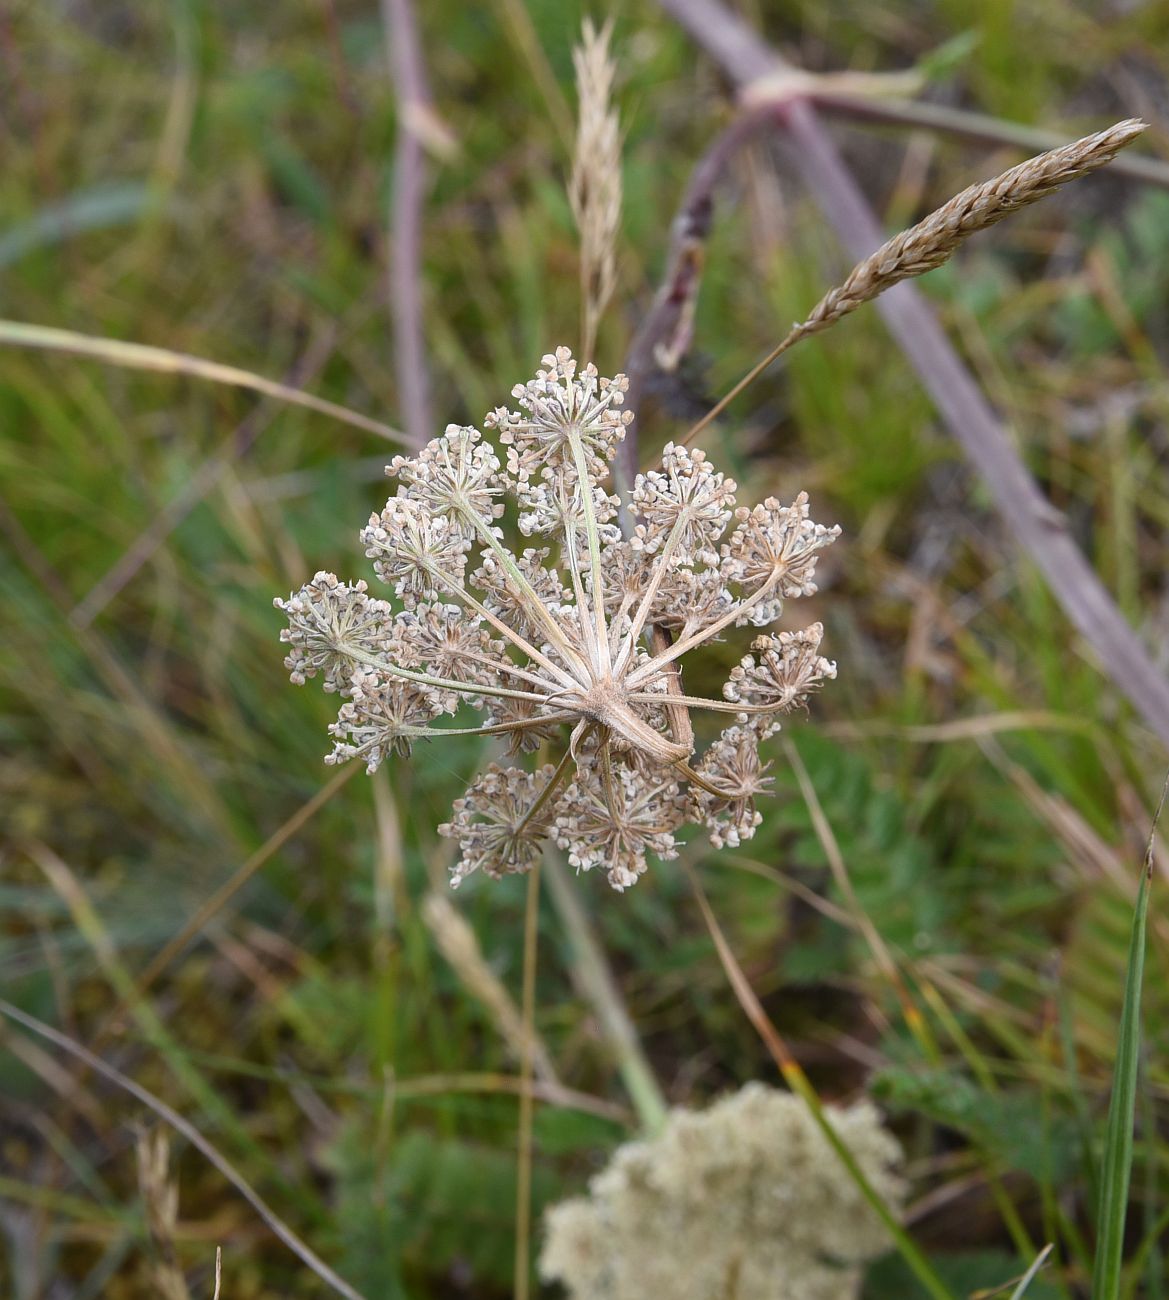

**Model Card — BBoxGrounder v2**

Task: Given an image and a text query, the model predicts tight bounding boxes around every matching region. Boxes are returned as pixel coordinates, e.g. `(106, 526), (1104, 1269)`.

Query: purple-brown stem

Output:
(659, 0), (1169, 749)
(618, 105), (777, 494)
(804, 92), (1169, 191)
(383, 0), (434, 446)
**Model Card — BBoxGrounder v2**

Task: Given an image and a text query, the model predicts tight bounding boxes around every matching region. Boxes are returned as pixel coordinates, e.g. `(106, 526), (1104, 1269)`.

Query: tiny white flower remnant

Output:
(275, 348), (840, 891)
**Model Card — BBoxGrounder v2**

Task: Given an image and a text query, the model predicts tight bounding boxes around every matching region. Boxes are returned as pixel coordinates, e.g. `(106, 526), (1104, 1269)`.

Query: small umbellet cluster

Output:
(276, 348), (839, 891)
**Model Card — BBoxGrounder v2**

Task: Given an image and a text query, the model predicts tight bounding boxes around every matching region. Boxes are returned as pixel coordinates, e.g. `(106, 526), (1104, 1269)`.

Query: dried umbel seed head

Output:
(276, 346), (840, 891)
(539, 1083), (904, 1300)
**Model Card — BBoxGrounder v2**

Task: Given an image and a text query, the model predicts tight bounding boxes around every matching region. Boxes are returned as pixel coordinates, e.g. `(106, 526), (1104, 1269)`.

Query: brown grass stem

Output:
(514, 860), (541, 1300)
(423, 891), (561, 1086)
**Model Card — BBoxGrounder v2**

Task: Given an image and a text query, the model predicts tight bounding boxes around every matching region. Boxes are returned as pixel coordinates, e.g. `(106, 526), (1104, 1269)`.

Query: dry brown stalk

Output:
(422, 892), (560, 1086)
(135, 1128), (191, 1300)
(683, 117), (1147, 446)
(570, 18), (623, 359)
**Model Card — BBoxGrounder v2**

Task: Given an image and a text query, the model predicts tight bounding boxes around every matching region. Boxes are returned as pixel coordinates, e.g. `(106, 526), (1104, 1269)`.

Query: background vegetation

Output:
(2, 0), (1169, 1295)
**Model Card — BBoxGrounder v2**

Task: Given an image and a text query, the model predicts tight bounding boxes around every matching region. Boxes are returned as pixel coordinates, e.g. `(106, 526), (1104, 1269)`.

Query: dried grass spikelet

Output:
(570, 18), (623, 358)
(683, 118), (1147, 446)
(423, 891), (560, 1084)
(135, 1128), (191, 1300)
(794, 117), (1147, 339)
(539, 1083), (905, 1300)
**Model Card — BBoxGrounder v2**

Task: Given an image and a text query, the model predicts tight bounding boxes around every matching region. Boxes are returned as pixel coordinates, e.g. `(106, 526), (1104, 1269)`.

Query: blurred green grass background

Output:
(3, 0), (1169, 1296)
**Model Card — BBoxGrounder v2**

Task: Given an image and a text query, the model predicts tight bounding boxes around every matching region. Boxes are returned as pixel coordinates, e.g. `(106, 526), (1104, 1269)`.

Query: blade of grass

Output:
(1121, 1200), (1169, 1300)
(542, 851), (669, 1134)
(1140, 1055), (1164, 1300)
(514, 860), (541, 1300)
(1007, 1243), (1055, 1299)
(683, 860), (955, 1300)
(1090, 773), (1167, 1300)
(0, 182), (169, 268)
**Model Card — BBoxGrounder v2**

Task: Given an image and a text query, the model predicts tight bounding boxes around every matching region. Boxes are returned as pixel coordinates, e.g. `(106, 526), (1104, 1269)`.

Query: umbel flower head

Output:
(276, 348), (839, 890)
(539, 1083), (904, 1300)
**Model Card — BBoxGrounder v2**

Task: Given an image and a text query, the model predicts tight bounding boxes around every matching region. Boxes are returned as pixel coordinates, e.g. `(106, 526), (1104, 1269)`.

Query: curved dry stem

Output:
(627, 690), (776, 715)
(0, 319), (411, 446)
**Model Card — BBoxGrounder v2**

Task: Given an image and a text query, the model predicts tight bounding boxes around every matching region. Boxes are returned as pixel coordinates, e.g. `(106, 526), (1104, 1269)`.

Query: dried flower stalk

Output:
(277, 348), (839, 892)
(423, 890), (560, 1082)
(570, 19), (623, 359)
(683, 118), (1147, 445)
(797, 117), (1146, 336)
(136, 1129), (191, 1300)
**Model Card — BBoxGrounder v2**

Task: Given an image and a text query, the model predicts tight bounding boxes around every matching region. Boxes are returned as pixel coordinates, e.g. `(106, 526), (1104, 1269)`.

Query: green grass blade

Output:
(1009, 1242), (1054, 1299)
(1090, 777), (1164, 1299)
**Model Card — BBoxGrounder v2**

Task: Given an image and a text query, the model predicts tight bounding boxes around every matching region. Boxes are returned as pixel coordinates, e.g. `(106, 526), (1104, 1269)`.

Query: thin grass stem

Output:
(0, 318), (410, 446)
(0, 999), (367, 1300)
(514, 861), (542, 1300)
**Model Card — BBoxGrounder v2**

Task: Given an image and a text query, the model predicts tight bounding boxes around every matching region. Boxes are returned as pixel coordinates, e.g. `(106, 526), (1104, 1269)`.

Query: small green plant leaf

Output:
(914, 30), (981, 83)
(1090, 783), (1161, 1300)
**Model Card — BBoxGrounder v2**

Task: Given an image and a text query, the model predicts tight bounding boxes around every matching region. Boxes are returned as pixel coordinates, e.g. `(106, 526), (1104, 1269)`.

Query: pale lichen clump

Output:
(539, 1084), (904, 1300)
(275, 348), (839, 891)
